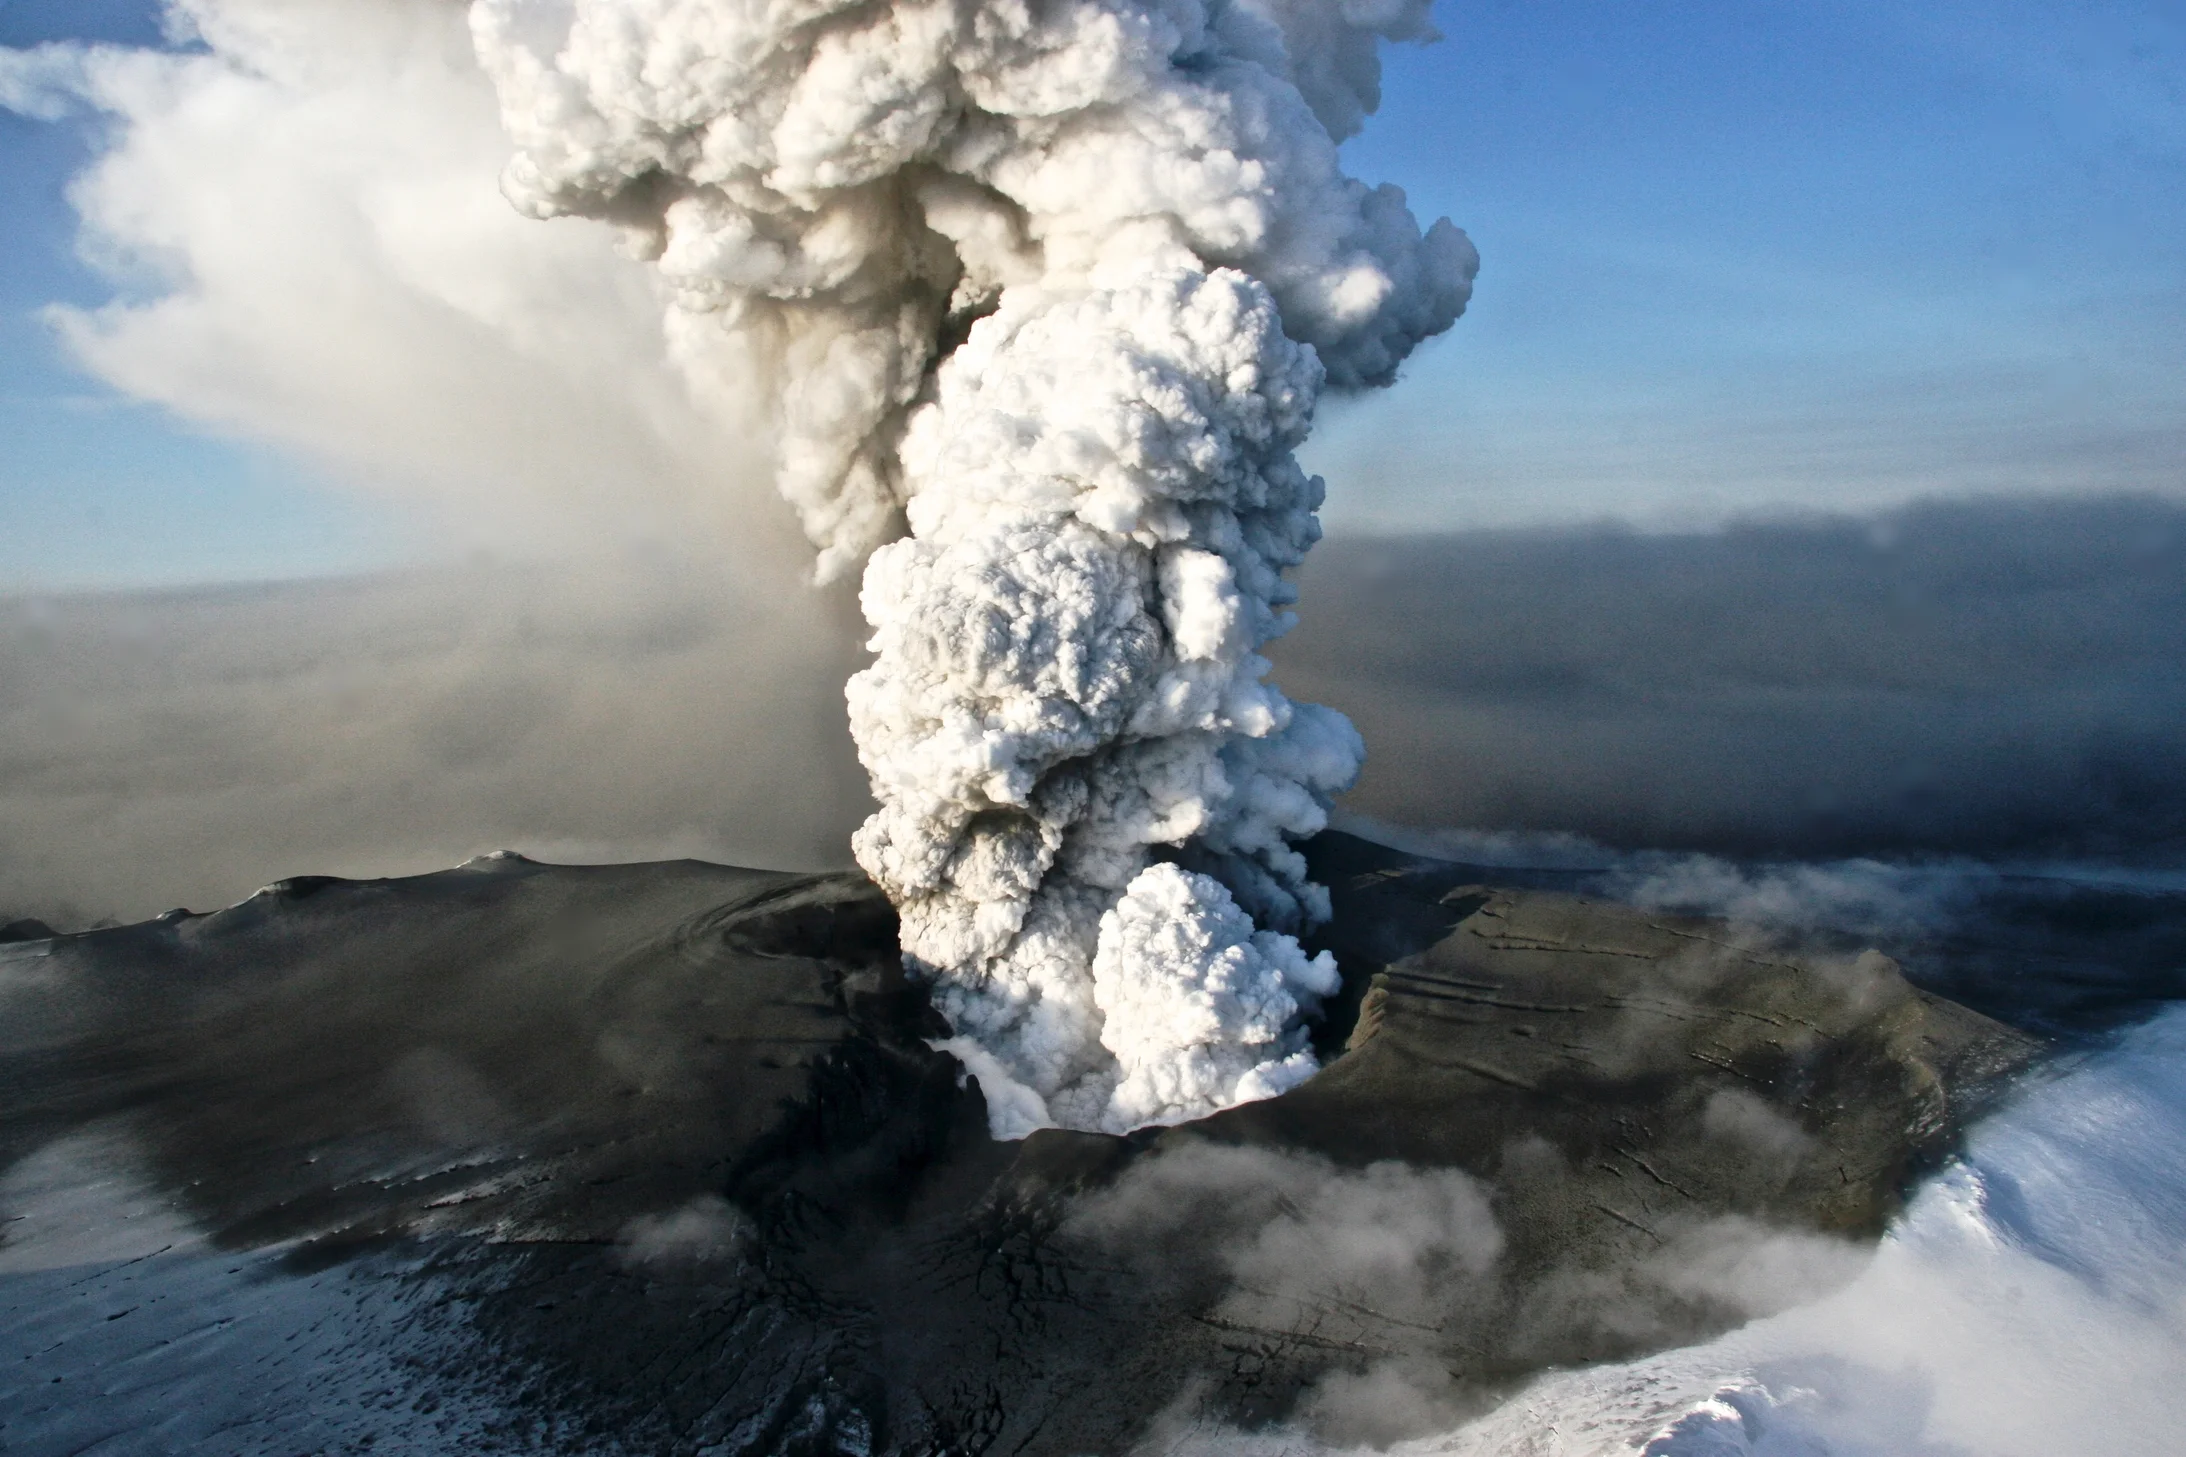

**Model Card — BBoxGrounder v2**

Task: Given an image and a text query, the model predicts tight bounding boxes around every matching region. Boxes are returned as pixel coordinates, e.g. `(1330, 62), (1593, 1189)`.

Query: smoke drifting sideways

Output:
(468, 0), (1475, 1134)
(2, 0), (882, 923)
(0, 0), (784, 563)
(8, 496), (2185, 978)
(1063, 1142), (1876, 1451)
(0, 559), (873, 931)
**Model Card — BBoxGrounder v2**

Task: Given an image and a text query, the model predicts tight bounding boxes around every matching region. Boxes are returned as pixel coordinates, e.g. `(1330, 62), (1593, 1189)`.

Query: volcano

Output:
(0, 832), (2036, 1455)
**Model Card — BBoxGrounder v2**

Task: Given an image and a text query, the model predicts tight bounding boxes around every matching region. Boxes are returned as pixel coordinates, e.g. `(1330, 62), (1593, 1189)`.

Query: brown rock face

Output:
(1256, 849), (2031, 1240)
(0, 837), (2038, 1455)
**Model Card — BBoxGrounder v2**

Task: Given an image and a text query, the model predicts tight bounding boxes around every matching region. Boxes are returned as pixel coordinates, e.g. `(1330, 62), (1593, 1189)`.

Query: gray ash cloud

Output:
(0, 554), (871, 928)
(1277, 493), (2186, 863)
(9, 494), (2185, 936)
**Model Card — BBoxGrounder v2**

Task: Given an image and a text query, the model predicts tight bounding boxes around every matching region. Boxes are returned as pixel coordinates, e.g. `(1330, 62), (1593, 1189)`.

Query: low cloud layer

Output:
(1278, 494), (2186, 862)
(9, 494), (2186, 929)
(0, 554), (870, 926)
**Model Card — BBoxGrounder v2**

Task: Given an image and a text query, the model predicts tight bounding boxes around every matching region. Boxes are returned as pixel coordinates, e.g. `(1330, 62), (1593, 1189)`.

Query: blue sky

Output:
(1311, 0), (2186, 530)
(2, 0), (2182, 587)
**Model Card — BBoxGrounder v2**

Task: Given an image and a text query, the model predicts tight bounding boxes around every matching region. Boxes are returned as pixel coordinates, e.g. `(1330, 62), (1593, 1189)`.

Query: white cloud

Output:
(2, 0), (784, 562)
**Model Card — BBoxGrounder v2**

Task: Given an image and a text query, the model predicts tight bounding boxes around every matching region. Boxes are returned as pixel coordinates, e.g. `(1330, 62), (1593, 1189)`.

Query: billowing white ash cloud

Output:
(470, 0), (1475, 1135)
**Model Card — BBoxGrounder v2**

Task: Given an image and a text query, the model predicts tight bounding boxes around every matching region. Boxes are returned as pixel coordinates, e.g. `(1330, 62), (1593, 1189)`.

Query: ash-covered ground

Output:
(6, 829), (2178, 1455)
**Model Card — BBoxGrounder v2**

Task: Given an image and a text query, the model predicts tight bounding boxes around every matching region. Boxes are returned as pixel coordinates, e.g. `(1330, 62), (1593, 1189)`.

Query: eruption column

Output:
(473, 0), (1476, 1135)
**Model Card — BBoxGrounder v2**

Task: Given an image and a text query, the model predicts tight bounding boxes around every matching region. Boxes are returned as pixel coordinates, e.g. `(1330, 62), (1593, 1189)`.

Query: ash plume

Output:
(470, 0), (1475, 1134)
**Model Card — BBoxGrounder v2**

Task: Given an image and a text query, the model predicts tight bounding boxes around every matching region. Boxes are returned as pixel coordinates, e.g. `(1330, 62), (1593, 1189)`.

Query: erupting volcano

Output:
(473, 0), (1476, 1133)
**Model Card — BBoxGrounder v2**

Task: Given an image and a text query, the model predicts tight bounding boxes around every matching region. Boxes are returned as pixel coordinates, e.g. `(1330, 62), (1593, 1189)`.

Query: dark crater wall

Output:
(0, 836), (2044, 1454)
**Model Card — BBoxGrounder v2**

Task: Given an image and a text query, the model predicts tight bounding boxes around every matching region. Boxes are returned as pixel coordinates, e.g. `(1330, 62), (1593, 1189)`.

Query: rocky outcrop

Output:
(0, 837), (2037, 1454)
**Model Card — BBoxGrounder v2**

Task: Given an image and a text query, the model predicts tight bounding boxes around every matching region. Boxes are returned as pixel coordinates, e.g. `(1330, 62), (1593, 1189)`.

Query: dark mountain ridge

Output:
(0, 834), (2042, 1453)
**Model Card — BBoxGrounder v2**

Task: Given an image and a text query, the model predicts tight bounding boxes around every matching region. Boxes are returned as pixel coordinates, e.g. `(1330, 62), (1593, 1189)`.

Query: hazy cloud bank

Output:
(0, 555), (869, 926)
(9, 494), (2186, 930)
(1279, 494), (2186, 862)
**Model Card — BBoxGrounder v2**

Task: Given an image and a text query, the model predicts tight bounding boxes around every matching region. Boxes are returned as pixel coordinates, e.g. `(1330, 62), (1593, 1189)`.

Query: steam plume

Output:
(470, 0), (1474, 1134)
